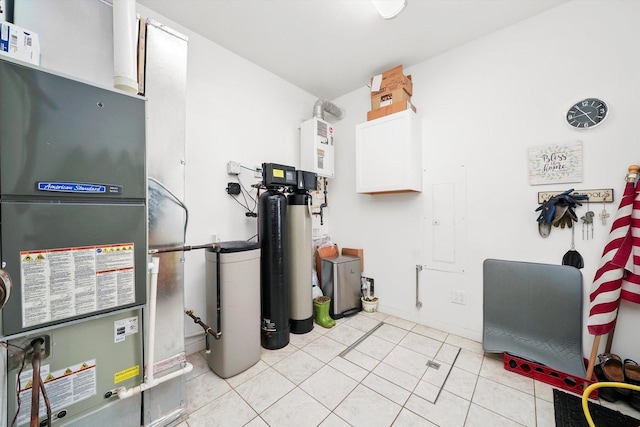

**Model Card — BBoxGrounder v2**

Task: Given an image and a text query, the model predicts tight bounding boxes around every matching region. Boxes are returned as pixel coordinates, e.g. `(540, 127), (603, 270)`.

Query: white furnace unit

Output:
(300, 117), (335, 178)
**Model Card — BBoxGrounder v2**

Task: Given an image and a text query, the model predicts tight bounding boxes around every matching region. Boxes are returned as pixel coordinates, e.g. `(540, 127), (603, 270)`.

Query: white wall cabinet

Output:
(355, 109), (422, 194)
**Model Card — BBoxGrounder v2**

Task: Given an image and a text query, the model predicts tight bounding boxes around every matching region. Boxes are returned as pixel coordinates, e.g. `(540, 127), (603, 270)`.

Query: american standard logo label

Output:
(36, 182), (123, 194)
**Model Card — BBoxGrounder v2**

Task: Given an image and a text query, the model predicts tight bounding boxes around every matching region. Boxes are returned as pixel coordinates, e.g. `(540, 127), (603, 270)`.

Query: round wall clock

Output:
(566, 98), (608, 129)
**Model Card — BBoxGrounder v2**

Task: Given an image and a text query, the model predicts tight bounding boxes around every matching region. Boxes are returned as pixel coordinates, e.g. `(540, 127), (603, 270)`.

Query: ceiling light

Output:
(370, 0), (407, 19)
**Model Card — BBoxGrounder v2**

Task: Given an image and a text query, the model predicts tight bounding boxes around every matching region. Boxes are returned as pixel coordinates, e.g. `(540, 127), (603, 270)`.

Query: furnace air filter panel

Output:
(483, 259), (585, 377)
(0, 57), (147, 338)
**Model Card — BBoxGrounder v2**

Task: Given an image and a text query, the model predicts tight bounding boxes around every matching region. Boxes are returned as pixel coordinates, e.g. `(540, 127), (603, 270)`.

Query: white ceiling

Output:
(137, 0), (569, 100)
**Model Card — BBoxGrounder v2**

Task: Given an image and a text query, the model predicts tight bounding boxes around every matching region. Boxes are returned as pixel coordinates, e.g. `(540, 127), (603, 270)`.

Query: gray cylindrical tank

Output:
(287, 193), (313, 334)
(205, 241), (261, 378)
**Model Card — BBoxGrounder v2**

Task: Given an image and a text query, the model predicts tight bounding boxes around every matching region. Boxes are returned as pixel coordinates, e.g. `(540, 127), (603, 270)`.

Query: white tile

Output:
(345, 314), (382, 332)
(319, 413), (352, 427)
(329, 355), (369, 382)
(535, 396), (556, 427)
(443, 366), (478, 401)
(383, 315), (416, 331)
(398, 332), (442, 358)
(365, 310), (390, 322)
(464, 403), (522, 427)
(224, 359), (268, 388)
(326, 323), (366, 346)
(436, 343), (461, 365)
(445, 334), (483, 354)
(261, 388), (330, 427)
(186, 351), (210, 382)
(412, 323), (449, 342)
(471, 377), (535, 427)
(334, 384), (402, 427)
(234, 368), (295, 413)
(382, 345), (429, 378)
(260, 344), (298, 366)
(289, 329), (322, 348)
(405, 390), (470, 427)
(186, 369), (231, 414)
(374, 323), (410, 344)
(244, 416), (268, 426)
(303, 335), (347, 363)
(273, 349), (325, 384)
(479, 355), (534, 395)
(354, 334), (395, 360)
(362, 373), (411, 405)
(392, 408), (438, 426)
(423, 361), (453, 388)
(300, 365), (358, 410)
(344, 349), (380, 371)
(372, 362), (420, 391)
(454, 349), (484, 375)
(534, 380), (555, 402)
(187, 390), (256, 427)
(412, 379), (440, 403)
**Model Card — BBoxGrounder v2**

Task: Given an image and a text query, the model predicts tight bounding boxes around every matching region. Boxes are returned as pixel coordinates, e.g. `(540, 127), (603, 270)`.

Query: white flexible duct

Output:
(117, 257), (193, 399)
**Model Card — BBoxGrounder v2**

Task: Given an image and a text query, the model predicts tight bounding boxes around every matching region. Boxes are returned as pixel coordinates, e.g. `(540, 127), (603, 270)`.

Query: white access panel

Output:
(300, 117), (335, 177)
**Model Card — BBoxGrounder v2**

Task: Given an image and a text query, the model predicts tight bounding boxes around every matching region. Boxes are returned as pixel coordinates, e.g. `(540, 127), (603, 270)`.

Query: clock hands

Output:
(573, 106), (597, 125)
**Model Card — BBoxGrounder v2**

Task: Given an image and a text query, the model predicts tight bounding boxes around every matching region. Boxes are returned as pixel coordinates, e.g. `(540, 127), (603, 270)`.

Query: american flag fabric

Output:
(587, 180), (640, 335)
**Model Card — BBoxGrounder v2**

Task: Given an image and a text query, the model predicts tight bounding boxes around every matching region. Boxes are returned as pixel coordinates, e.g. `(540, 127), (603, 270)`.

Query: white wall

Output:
(330, 0), (640, 359)
(14, 0), (317, 352)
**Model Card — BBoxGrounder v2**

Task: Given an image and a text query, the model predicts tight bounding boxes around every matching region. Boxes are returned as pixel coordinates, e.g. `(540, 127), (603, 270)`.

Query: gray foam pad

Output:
(483, 259), (586, 378)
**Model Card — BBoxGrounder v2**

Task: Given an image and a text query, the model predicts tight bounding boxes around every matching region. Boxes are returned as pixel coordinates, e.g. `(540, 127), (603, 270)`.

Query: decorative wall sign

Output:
(528, 141), (583, 185)
(537, 188), (614, 204)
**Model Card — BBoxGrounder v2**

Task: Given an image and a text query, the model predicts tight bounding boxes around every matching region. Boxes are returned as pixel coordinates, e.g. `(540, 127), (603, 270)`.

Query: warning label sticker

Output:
(114, 365), (140, 384)
(21, 243), (135, 328)
(16, 359), (97, 425)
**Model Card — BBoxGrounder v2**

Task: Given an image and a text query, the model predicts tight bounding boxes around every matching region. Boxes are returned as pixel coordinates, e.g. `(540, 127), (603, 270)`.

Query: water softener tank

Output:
(287, 192), (313, 334)
(258, 188), (290, 349)
(205, 241), (261, 378)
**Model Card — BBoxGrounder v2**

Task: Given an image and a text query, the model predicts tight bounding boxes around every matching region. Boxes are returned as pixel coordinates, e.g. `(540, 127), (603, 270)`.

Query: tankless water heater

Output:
(300, 117), (335, 178)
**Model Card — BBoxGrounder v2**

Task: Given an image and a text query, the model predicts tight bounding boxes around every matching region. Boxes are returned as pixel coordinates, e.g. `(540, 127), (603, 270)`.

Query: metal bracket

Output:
(415, 265), (423, 309)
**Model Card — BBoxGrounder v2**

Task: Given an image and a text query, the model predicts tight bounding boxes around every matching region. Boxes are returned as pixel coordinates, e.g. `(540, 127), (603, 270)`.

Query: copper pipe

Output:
(30, 339), (43, 427)
(39, 374), (52, 426)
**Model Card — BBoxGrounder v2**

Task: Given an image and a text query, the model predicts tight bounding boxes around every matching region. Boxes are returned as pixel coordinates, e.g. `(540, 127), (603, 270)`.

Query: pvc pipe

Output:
(146, 258), (159, 383)
(117, 362), (193, 399)
(112, 0), (138, 93)
(117, 257), (193, 400)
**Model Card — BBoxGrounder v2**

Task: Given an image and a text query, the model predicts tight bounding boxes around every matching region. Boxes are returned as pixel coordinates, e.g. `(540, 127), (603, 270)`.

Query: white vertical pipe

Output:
(146, 257), (160, 383)
(112, 0), (138, 93)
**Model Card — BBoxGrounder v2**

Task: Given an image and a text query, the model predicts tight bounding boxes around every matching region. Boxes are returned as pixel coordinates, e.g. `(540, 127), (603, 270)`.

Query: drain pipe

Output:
(313, 99), (343, 121)
(117, 257), (193, 399)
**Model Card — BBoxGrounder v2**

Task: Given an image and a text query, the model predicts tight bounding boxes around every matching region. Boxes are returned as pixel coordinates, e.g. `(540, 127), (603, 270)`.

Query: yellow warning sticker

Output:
(114, 365), (140, 384)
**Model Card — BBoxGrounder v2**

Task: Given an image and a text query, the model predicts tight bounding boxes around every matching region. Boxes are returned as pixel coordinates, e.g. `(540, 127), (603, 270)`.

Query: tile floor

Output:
(176, 311), (640, 426)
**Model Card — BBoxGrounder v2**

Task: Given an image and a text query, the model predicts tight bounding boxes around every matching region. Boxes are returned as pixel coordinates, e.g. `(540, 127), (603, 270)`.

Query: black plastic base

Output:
(290, 317), (314, 334)
(330, 306), (361, 320)
(261, 328), (290, 350)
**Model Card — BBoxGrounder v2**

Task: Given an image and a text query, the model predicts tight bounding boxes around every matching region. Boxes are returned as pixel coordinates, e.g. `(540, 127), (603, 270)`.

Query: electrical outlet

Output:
(254, 165), (263, 179)
(451, 289), (466, 305)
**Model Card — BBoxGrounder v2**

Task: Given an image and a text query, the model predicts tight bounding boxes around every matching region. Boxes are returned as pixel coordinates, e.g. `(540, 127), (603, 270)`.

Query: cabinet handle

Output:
(415, 265), (423, 309)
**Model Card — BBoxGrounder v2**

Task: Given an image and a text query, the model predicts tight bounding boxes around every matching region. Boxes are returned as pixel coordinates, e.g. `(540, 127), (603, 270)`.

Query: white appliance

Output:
(300, 117), (335, 178)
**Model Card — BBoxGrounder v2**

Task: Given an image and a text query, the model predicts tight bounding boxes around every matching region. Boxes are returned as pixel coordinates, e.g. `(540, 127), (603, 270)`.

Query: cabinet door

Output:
(356, 110), (421, 194)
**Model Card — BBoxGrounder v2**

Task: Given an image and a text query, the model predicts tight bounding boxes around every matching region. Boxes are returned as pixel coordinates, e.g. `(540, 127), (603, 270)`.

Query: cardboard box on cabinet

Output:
(367, 100), (417, 121)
